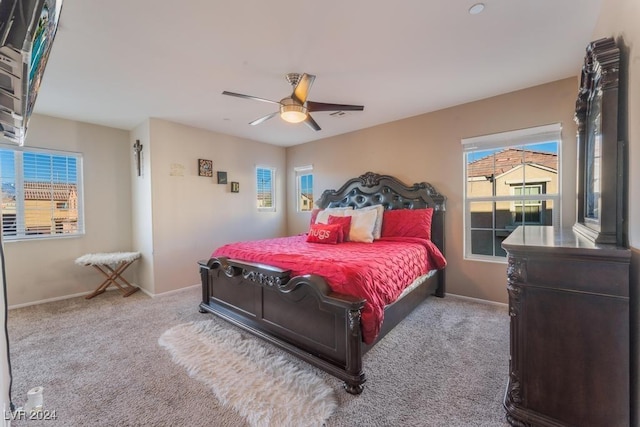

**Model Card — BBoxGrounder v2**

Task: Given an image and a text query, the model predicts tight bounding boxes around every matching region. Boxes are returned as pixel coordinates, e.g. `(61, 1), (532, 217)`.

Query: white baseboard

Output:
(8, 284), (139, 310)
(8, 284), (201, 309)
(10, 285), (500, 310)
(145, 284), (200, 298)
(446, 292), (508, 308)
(7, 289), (108, 310)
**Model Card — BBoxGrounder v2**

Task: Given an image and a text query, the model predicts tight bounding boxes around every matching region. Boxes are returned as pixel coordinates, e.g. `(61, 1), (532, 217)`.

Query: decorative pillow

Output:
(345, 208), (378, 243)
(328, 215), (352, 243)
(357, 205), (384, 239)
(381, 208), (434, 240)
(306, 223), (341, 244)
(315, 206), (353, 224)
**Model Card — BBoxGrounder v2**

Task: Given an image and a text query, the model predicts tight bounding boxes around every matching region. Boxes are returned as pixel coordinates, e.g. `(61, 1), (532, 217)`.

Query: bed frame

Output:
(198, 172), (446, 393)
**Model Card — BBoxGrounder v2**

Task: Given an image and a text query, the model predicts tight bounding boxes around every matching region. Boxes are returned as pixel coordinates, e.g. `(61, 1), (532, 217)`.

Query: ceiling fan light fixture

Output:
(280, 100), (307, 123)
(222, 74), (363, 131)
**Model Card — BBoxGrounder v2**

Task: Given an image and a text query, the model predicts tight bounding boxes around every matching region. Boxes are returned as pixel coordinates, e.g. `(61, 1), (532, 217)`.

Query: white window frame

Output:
(512, 184), (543, 207)
(294, 165), (313, 213)
(462, 123), (562, 263)
(0, 144), (85, 241)
(256, 165), (276, 212)
(511, 183), (545, 224)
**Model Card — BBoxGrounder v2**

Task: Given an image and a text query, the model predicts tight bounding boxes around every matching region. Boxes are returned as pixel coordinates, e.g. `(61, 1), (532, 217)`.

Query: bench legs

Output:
(85, 260), (139, 299)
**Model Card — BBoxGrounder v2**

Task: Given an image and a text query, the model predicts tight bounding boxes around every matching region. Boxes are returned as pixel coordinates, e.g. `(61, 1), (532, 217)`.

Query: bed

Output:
(198, 172), (446, 393)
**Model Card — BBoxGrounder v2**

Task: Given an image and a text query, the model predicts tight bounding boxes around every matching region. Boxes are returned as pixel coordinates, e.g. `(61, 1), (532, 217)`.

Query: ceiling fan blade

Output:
(306, 101), (364, 112)
(292, 73), (316, 105)
(304, 114), (321, 131)
(222, 91), (280, 105)
(249, 112), (279, 126)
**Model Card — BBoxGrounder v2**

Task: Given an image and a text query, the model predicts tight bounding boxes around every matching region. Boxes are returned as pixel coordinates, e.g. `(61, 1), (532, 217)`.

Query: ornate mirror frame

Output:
(573, 37), (624, 246)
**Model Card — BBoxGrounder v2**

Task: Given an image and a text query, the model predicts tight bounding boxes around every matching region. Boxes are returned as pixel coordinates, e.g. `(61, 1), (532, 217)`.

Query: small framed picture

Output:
(198, 159), (213, 177)
(217, 171), (227, 184)
(230, 182), (240, 193)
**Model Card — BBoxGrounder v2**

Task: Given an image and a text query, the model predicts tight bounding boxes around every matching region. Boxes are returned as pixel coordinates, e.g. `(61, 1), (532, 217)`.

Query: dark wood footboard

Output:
(199, 256), (369, 393)
(199, 255), (443, 393)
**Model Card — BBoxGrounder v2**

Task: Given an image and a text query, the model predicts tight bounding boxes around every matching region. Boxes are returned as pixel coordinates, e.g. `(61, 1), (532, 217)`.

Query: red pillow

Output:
(381, 208), (434, 240)
(306, 223), (341, 244)
(327, 215), (352, 242)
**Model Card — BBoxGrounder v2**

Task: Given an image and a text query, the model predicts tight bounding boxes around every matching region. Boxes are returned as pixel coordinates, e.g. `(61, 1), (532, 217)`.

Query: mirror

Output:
(573, 37), (624, 246)
(585, 88), (602, 222)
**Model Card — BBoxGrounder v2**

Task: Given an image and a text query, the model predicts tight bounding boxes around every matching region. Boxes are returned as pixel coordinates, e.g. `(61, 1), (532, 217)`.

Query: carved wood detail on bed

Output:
(198, 172), (446, 394)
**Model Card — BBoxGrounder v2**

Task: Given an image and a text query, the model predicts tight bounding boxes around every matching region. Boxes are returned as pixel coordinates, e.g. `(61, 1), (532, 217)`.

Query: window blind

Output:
(0, 145), (84, 240)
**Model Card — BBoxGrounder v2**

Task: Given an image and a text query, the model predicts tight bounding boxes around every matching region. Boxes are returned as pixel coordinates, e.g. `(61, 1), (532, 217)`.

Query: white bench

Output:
(75, 252), (141, 299)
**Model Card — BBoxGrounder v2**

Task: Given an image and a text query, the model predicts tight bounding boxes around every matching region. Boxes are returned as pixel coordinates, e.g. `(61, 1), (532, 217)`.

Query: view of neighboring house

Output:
(467, 147), (558, 256)
(299, 192), (313, 211)
(1, 181), (78, 236)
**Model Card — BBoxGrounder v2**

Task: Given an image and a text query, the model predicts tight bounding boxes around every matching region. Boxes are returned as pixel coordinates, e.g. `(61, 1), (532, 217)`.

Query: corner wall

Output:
(140, 119), (287, 295)
(4, 114), (132, 307)
(130, 120), (154, 295)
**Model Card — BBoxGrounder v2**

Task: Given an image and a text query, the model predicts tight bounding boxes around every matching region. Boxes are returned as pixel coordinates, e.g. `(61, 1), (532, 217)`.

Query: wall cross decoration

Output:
(133, 140), (143, 176)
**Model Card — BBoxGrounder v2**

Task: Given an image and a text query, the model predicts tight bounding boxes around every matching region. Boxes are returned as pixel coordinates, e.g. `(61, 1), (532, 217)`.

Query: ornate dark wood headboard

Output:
(315, 171), (446, 257)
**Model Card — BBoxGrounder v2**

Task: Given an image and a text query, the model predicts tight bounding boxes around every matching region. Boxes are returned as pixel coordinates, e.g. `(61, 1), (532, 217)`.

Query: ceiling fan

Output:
(222, 73), (364, 131)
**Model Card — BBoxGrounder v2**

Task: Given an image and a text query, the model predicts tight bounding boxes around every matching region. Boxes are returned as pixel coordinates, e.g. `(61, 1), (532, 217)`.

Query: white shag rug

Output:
(159, 320), (337, 427)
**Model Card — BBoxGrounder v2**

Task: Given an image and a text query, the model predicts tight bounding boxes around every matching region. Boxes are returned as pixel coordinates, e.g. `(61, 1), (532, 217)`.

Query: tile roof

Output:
(23, 182), (77, 201)
(468, 148), (557, 178)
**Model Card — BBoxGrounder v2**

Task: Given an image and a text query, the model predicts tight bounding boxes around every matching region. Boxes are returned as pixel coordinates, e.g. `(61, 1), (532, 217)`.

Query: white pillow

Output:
(357, 205), (384, 239)
(345, 208), (378, 243)
(315, 206), (353, 224)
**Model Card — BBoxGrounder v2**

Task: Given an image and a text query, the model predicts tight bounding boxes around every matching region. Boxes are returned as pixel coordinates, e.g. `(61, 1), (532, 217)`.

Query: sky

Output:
(466, 141), (559, 163)
(300, 173), (313, 195)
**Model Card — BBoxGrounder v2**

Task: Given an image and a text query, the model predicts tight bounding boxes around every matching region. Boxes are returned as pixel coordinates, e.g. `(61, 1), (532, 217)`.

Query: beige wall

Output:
(591, 0), (640, 424)
(593, 0), (640, 249)
(4, 115), (288, 305)
(4, 114), (132, 306)
(286, 77), (578, 304)
(137, 119), (287, 295)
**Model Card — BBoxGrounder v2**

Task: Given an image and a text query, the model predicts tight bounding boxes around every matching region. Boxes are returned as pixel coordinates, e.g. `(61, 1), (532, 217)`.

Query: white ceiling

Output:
(33, 0), (604, 147)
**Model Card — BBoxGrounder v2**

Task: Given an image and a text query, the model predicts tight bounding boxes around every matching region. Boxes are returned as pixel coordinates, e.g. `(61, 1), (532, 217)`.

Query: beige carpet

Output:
(7, 286), (510, 426)
(159, 320), (337, 427)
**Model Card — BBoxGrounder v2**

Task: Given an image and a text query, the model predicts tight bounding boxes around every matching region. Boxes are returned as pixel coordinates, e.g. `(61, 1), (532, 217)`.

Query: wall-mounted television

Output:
(0, 0), (63, 145)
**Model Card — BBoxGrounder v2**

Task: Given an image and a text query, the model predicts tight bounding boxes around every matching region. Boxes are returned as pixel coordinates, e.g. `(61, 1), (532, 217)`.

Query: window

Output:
(462, 124), (561, 261)
(0, 145), (84, 241)
(294, 165), (313, 212)
(256, 166), (275, 211)
(512, 184), (544, 223)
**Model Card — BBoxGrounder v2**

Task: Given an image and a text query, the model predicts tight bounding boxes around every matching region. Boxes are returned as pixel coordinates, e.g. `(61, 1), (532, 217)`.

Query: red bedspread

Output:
(212, 235), (446, 344)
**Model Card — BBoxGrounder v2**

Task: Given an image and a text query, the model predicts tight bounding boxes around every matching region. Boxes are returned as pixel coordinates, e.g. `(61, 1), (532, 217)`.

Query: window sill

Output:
(3, 233), (85, 243)
(463, 255), (508, 264)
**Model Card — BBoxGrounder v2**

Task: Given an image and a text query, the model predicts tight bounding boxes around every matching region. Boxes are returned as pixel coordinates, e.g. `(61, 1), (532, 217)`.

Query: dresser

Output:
(502, 226), (630, 427)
